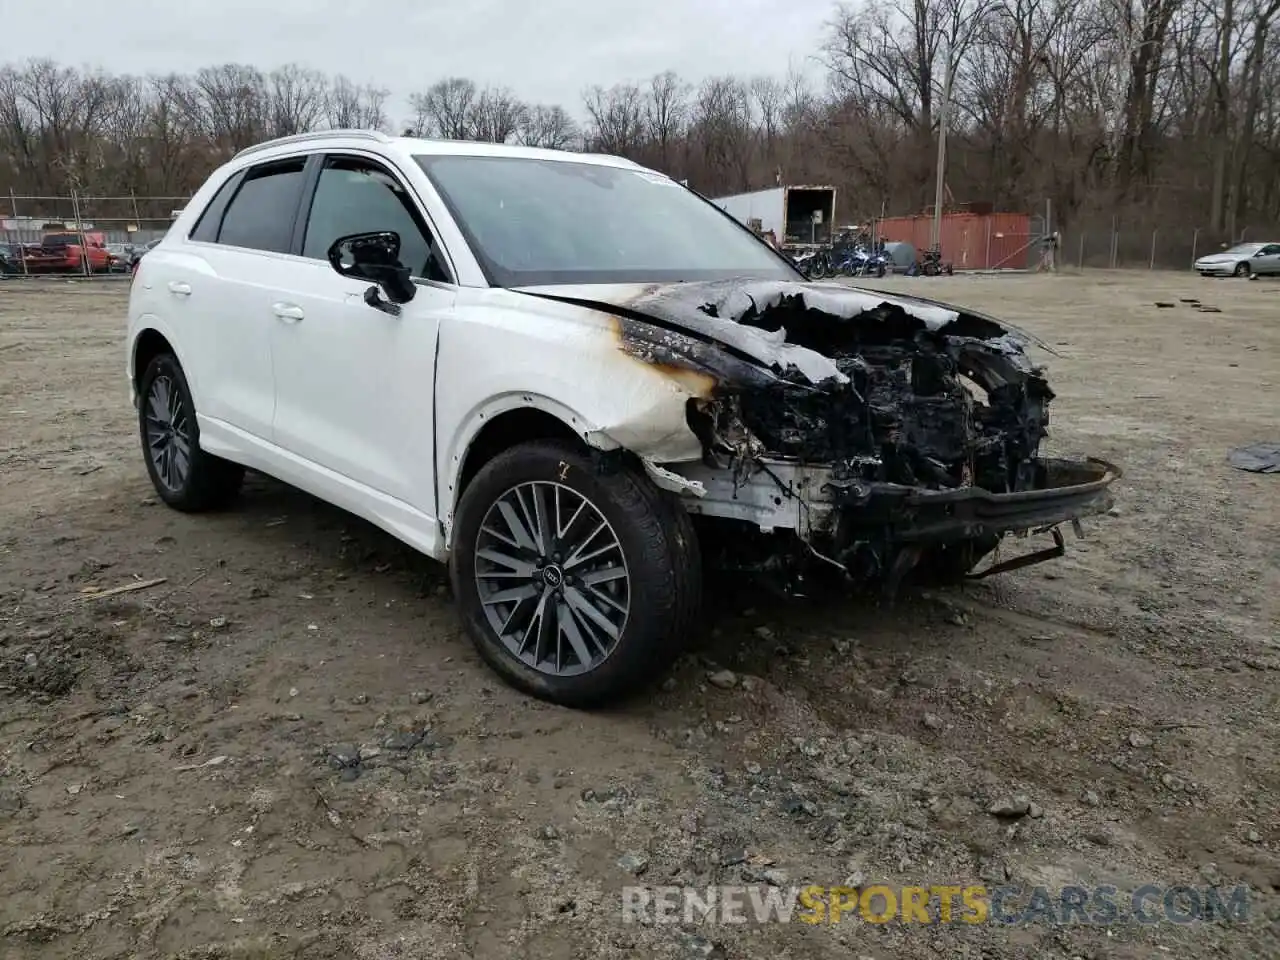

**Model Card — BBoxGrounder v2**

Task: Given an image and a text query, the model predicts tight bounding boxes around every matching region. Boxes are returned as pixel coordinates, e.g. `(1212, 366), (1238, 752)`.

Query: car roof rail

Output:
(233, 129), (393, 161)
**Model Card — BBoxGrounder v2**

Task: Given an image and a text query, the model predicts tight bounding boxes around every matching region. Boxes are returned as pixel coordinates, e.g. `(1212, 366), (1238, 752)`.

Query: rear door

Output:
(177, 155), (313, 441)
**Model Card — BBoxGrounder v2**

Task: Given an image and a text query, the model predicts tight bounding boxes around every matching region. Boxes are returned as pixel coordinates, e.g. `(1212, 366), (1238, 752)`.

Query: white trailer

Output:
(712, 185), (838, 251)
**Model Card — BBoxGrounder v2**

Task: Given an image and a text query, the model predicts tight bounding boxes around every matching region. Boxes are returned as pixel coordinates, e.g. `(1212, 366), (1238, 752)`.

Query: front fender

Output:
(440, 390), (606, 513)
(434, 295), (711, 541)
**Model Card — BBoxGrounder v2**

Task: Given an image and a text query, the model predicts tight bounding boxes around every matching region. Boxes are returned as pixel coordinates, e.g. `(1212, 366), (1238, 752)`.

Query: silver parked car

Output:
(1194, 241), (1280, 277)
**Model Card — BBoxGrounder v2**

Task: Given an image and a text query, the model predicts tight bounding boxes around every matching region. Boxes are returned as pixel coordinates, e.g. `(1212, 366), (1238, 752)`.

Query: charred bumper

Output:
(660, 455), (1119, 572)
(854, 457), (1118, 544)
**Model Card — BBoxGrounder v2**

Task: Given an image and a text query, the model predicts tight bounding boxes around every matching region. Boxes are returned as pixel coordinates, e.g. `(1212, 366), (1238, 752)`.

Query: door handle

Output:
(272, 303), (305, 323)
(168, 281), (191, 296)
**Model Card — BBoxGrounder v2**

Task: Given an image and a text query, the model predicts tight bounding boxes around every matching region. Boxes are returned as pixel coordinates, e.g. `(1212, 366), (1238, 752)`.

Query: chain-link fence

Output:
(1059, 222), (1280, 271)
(1, 191), (188, 279)
(5, 192), (1278, 279)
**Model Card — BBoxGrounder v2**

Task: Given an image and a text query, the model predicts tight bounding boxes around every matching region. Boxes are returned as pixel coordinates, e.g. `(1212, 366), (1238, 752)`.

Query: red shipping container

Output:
(876, 212), (1033, 270)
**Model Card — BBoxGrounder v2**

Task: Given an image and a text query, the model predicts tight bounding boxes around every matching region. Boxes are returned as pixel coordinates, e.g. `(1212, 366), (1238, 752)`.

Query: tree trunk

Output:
(1209, 0), (1235, 232)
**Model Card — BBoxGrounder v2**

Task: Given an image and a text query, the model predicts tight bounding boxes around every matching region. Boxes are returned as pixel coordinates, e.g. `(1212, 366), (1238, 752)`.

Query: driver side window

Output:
(302, 155), (452, 283)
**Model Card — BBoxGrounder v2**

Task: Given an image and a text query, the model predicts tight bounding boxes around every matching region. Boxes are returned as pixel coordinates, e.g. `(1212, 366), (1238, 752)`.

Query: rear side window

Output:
(188, 172), (243, 243)
(215, 158), (308, 253)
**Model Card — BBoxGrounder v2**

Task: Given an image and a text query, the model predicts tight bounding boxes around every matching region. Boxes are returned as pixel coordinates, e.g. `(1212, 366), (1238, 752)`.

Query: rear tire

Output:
(138, 352), (244, 511)
(449, 440), (701, 707)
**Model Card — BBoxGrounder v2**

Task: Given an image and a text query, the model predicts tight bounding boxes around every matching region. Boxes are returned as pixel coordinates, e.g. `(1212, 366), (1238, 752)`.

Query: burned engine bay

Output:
(684, 285), (1053, 494)
(531, 279), (1118, 585)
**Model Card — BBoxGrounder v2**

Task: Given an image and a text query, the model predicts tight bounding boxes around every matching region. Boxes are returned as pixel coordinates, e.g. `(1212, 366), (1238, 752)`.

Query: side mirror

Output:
(326, 231), (416, 313)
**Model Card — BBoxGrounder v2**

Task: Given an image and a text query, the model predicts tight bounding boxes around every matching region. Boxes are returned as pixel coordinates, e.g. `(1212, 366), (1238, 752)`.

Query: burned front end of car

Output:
(612, 280), (1119, 586)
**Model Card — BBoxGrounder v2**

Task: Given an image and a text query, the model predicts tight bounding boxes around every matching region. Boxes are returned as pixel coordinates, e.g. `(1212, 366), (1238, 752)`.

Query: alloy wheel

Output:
(144, 374), (191, 492)
(473, 481), (631, 677)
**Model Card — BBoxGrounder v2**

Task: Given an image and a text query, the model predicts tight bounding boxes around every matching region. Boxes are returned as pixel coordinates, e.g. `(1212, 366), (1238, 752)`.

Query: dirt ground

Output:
(1, 271), (1277, 959)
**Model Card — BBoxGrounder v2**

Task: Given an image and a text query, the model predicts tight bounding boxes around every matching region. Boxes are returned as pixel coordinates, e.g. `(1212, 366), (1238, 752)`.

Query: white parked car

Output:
(1194, 241), (1280, 277)
(126, 130), (1117, 706)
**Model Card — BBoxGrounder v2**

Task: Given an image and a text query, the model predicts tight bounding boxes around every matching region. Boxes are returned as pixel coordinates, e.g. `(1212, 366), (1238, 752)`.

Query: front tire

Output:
(138, 352), (244, 511)
(449, 440), (701, 707)
(1234, 262), (1250, 277)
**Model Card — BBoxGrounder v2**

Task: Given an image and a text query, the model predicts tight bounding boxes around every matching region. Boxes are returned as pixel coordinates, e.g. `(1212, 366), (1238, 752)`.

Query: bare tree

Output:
(190, 64), (267, 154)
(470, 86), (527, 143)
(5, 18), (1280, 246)
(751, 75), (784, 168)
(517, 104), (579, 149)
(325, 75), (389, 131)
(409, 77), (477, 139)
(690, 76), (755, 190)
(645, 71), (689, 170)
(583, 82), (646, 155)
(265, 65), (328, 137)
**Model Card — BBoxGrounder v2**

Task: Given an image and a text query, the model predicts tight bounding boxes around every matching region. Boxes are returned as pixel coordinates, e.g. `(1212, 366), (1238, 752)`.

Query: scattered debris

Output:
(706, 669), (738, 690)
(1228, 442), (1280, 474)
(79, 577), (167, 601)
(1128, 731), (1153, 748)
(675, 931), (728, 959)
(988, 795), (1033, 818)
(174, 755), (229, 772)
(617, 851), (650, 876)
(1154, 301), (1176, 308)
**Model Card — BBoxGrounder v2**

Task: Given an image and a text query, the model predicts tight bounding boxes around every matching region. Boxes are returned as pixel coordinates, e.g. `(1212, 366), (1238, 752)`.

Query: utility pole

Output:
(931, 45), (953, 254)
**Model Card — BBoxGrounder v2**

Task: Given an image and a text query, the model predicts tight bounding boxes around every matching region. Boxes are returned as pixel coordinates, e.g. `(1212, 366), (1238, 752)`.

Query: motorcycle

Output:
(793, 249), (833, 280)
(848, 246), (889, 277)
(910, 248), (954, 277)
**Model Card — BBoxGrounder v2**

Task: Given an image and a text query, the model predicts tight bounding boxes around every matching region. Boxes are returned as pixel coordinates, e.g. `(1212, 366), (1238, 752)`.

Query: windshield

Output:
(1224, 243), (1264, 254)
(414, 155), (800, 286)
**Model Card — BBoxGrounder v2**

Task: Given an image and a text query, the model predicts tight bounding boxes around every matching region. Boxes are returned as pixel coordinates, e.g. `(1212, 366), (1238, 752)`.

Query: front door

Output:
(1253, 244), (1280, 275)
(268, 152), (457, 521)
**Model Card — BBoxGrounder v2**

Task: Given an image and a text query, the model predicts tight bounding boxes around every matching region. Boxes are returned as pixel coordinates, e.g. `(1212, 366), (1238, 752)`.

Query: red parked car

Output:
(20, 231), (113, 274)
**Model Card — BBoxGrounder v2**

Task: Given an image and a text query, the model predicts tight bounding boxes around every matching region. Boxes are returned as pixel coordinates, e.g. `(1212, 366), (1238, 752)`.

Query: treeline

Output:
(3, 0), (1280, 237)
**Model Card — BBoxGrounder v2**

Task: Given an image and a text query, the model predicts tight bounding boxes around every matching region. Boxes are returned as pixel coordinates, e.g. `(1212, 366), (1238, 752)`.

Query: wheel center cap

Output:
(541, 565), (564, 589)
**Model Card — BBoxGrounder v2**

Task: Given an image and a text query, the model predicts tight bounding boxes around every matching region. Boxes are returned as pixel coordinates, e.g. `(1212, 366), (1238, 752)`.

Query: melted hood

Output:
(514, 278), (1045, 386)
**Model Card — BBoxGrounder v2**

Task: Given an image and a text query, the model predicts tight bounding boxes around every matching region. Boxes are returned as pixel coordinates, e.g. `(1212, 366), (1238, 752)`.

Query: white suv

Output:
(127, 130), (1117, 706)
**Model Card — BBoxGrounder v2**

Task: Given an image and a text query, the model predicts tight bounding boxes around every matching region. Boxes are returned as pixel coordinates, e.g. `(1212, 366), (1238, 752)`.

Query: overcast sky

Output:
(8, 0), (836, 121)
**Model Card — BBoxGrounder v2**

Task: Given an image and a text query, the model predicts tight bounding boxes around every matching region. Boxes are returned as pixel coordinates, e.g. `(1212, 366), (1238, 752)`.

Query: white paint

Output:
(127, 134), (711, 564)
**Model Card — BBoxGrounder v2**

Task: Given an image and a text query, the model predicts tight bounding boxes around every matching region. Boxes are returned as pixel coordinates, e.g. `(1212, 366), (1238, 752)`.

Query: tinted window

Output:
(302, 156), (450, 282)
(414, 154), (798, 287)
(217, 158), (307, 253)
(189, 171), (243, 243)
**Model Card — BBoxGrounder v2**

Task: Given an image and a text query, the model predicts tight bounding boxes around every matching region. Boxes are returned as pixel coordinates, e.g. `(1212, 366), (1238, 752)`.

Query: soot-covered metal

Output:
(694, 288), (1054, 495)
(524, 279), (1116, 583)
